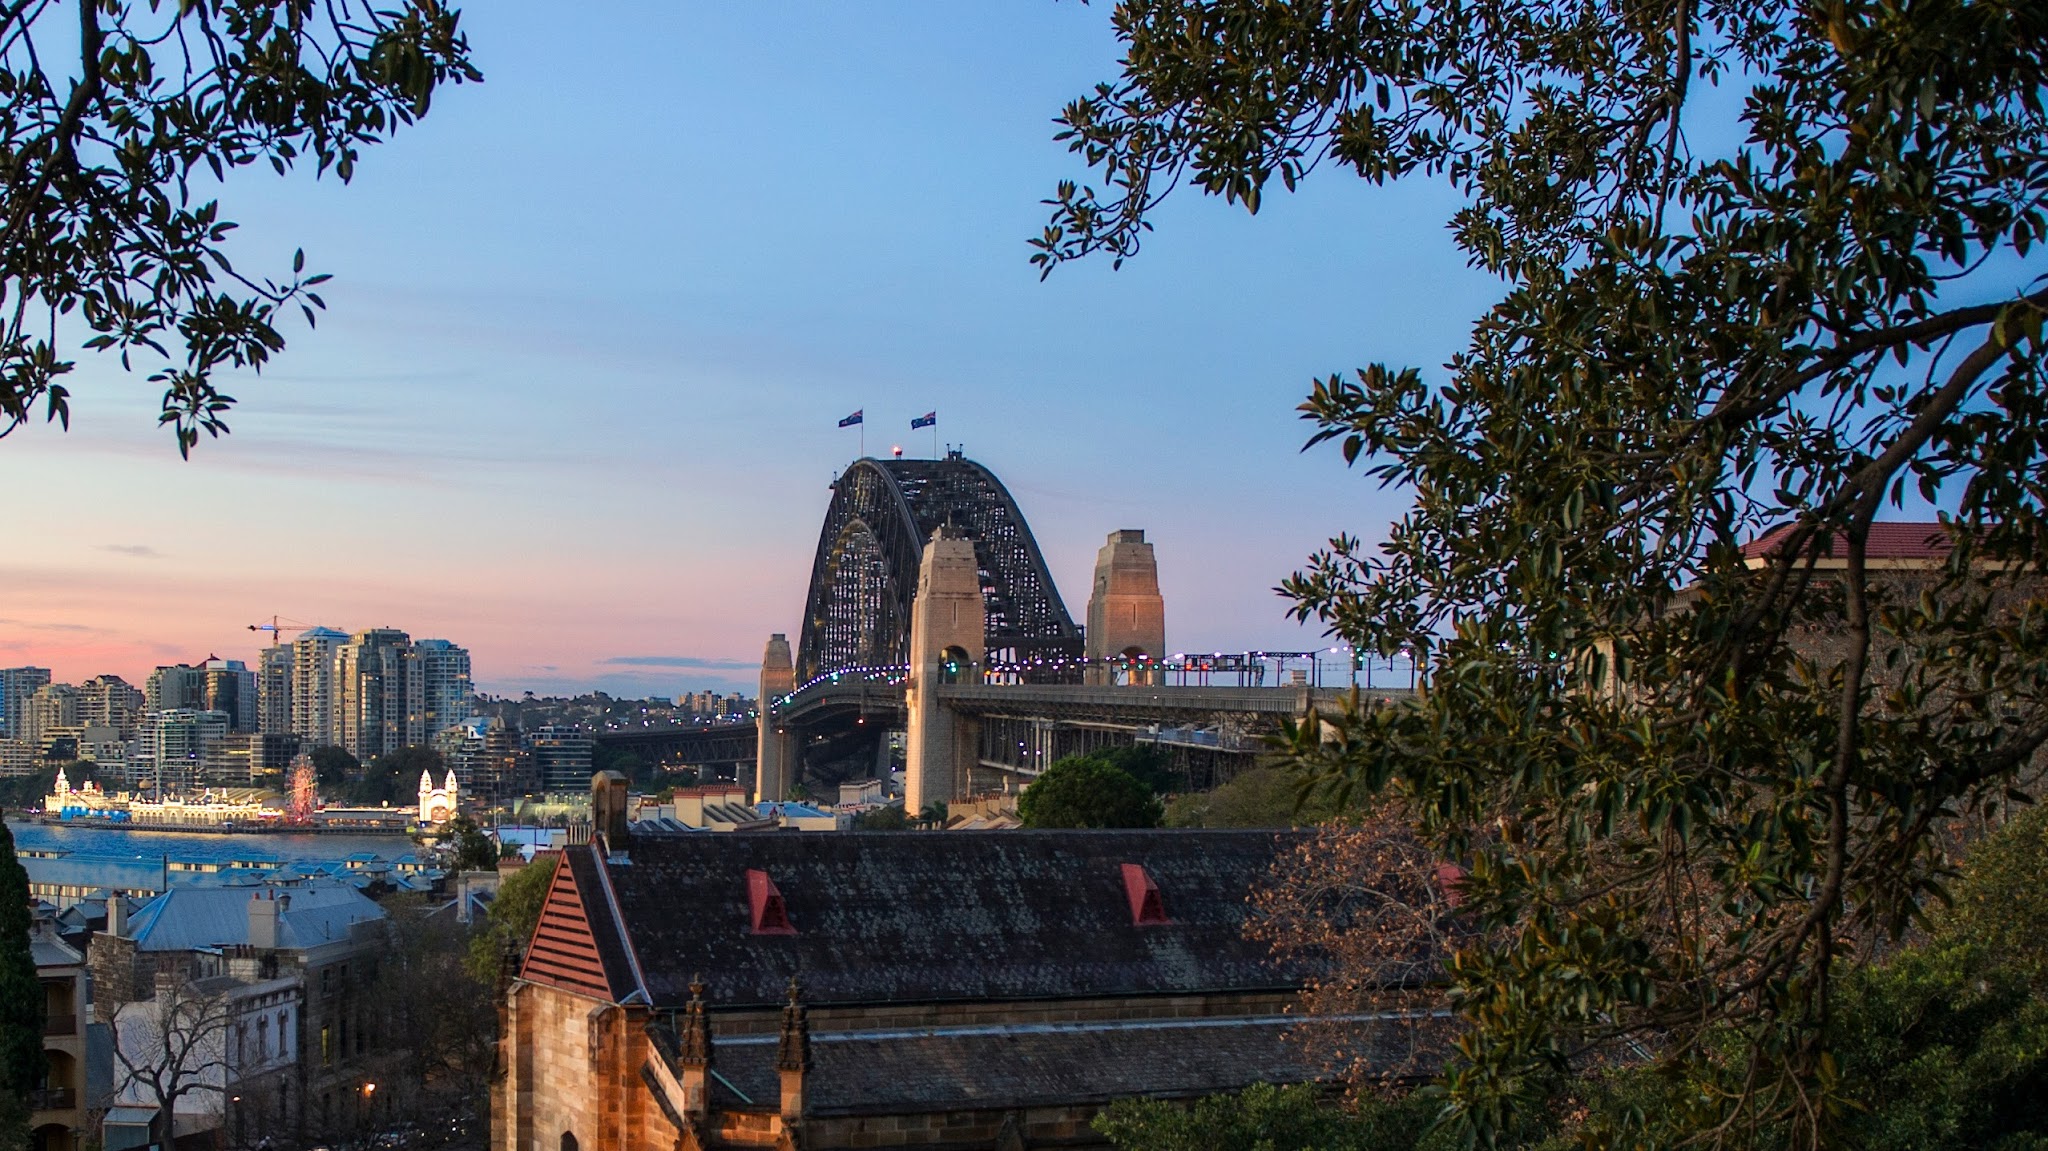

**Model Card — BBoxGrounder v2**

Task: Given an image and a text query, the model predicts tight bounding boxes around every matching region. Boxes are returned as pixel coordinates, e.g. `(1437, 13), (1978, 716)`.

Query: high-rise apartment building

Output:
(529, 725), (594, 794)
(289, 627), (347, 748)
(77, 675), (144, 734)
(149, 709), (231, 795)
(145, 663), (205, 713)
(0, 667), (52, 740)
(335, 628), (422, 762)
(435, 715), (533, 803)
(201, 657), (258, 732)
(257, 645), (292, 736)
(23, 683), (78, 749)
(148, 659), (258, 732)
(414, 639), (473, 736)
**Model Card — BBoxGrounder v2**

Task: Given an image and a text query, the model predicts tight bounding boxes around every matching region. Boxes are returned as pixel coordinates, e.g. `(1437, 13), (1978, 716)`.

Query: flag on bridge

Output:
(911, 411), (936, 429)
(838, 410), (863, 428)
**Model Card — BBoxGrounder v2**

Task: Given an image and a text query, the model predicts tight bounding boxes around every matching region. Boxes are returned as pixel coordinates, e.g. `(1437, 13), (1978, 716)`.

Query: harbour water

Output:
(8, 818), (414, 866)
(7, 816), (430, 906)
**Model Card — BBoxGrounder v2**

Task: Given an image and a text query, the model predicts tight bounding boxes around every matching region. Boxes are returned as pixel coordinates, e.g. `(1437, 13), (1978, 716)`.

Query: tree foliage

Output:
(1558, 803), (2048, 1150)
(1043, 0), (2048, 1143)
(371, 895), (496, 1129)
(0, 762), (96, 810)
(1017, 754), (1164, 829)
(853, 804), (910, 831)
(443, 815), (496, 872)
(1094, 1082), (1446, 1151)
(0, 0), (479, 453)
(309, 744), (360, 788)
(0, 824), (41, 1151)
(1165, 764), (1340, 828)
(110, 982), (235, 1150)
(464, 852), (555, 985)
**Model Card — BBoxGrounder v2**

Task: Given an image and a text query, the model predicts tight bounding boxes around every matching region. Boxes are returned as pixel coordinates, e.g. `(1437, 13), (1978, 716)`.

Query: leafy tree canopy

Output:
(1569, 804), (2048, 1150)
(355, 744), (441, 807)
(443, 815), (496, 872)
(1042, 0), (2048, 1141)
(0, 762), (97, 810)
(308, 745), (360, 788)
(1165, 764), (1339, 828)
(1094, 1082), (1446, 1151)
(465, 852), (555, 985)
(0, 0), (479, 454)
(1090, 744), (1177, 794)
(1017, 754), (1164, 829)
(0, 824), (41, 1151)
(854, 804), (910, 831)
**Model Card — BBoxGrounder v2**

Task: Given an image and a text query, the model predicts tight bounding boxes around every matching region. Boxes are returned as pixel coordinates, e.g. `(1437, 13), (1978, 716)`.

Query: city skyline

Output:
(0, 4), (1496, 697)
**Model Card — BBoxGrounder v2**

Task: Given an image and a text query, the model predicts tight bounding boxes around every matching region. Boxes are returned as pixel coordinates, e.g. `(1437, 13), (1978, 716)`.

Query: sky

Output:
(0, 3), (1499, 699)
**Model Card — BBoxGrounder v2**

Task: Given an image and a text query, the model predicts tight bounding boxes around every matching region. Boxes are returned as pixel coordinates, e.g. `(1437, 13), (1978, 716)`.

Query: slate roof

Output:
(31, 935), (83, 967)
(124, 883), (385, 952)
(700, 1012), (1442, 1116)
(584, 829), (1319, 1009)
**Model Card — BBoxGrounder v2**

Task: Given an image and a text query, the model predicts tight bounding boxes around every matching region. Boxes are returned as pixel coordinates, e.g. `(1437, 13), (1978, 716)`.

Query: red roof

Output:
(1740, 521), (1953, 562)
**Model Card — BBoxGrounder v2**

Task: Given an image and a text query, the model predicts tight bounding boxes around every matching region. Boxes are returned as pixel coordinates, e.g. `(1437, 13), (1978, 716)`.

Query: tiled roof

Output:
(558, 846), (647, 1002)
(1740, 520), (1954, 562)
(587, 830), (1324, 1010)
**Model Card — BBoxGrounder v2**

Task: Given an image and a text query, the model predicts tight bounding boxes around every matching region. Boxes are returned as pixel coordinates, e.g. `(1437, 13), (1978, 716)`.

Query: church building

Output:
(492, 785), (1430, 1151)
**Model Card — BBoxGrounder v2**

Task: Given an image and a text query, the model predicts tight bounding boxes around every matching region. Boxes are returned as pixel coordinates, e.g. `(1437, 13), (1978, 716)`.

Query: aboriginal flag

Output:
(838, 410), (863, 428)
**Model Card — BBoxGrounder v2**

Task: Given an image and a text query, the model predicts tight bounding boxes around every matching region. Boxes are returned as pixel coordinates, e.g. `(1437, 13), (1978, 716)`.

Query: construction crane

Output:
(247, 616), (313, 645)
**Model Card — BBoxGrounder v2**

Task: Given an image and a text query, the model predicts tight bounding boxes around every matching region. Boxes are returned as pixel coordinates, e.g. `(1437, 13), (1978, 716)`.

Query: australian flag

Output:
(911, 411), (936, 429)
(838, 409), (863, 428)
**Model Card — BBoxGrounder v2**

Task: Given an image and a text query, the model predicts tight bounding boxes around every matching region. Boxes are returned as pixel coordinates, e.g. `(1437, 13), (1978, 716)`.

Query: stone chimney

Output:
(591, 770), (631, 851)
(678, 977), (713, 1119)
(248, 889), (280, 950)
(105, 895), (126, 939)
(776, 977), (811, 1124)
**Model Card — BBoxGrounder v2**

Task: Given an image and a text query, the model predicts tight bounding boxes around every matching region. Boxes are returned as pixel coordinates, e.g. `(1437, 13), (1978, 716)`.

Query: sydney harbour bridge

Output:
(597, 450), (1414, 810)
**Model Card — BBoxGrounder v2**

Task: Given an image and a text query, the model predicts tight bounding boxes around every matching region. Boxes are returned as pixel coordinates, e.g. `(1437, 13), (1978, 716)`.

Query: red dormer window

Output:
(1120, 863), (1170, 926)
(1435, 862), (1467, 909)
(746, 869), (795, 935)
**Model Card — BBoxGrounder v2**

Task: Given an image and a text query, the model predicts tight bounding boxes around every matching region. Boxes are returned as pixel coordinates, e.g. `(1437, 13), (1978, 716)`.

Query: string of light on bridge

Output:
(773, 647), (1422, 710)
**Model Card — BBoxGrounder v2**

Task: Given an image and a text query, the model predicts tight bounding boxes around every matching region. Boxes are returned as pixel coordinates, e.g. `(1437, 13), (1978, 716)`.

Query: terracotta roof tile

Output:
(1740, 521), (1954, 562)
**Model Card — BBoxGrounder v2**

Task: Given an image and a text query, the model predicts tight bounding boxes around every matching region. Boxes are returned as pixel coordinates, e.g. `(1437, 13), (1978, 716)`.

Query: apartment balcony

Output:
(42, 1014), (76, 1036)
(28, 1087), (76, 1111)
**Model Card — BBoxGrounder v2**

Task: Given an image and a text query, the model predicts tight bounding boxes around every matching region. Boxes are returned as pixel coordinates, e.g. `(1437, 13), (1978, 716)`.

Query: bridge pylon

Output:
(905, 527), (985, 815)
(755, 633), (796, 803)
(1084, 529), (1166, 685)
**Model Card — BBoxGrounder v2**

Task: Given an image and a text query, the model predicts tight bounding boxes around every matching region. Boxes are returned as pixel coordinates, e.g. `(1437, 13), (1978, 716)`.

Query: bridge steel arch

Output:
(795, 454), (1083, 685)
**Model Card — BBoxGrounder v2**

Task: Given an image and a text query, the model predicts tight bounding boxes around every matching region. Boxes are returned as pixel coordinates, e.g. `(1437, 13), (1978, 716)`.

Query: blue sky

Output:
(0, 3), (1497, 697)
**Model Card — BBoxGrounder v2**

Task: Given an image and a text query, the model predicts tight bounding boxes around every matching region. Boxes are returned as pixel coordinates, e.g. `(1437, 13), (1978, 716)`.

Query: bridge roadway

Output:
(594, 681), (1418, 787)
